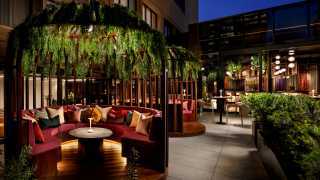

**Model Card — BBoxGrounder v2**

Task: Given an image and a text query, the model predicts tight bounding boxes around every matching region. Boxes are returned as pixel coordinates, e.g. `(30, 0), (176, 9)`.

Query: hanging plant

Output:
(13, 2), (167, 80)
(226, 61), (242, 79)
(251, 55), (266, 72)
(207, 71), (217, 82)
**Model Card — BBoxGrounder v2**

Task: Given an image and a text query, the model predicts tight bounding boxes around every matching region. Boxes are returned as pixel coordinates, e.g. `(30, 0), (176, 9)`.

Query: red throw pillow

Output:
(120, 109), (129, 119)
(108, 109), (124, 124)
(33, 123), (45, 143)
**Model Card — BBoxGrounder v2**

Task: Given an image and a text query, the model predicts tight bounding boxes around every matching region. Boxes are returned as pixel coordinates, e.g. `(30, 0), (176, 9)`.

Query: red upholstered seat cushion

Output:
(59, 123), (77, 133)
(42, 127), (59, 137)
(32, 135), (61, 156)
(33, 123), (45, 143)
(183, 110), (194, 122)
(97, 123), (127, 138)
(122, 129), (153, 143)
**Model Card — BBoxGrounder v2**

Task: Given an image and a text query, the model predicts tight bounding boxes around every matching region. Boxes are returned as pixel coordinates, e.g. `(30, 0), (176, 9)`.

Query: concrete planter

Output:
(257, 132), (287, 180)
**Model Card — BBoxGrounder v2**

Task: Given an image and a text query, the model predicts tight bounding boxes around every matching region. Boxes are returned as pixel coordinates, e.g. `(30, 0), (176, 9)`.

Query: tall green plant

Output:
(4, 146), (35, 180)
(243, 93), (320, 180)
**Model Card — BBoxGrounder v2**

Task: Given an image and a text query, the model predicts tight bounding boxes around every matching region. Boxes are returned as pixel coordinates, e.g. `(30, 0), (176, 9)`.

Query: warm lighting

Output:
(275, 60), (280, 65)
(275, 55), (281, 60)
(226, 71), (232, 77)
(88, 25), (94, 32)
(274, 68), (286, 75)
(288, 56), (295, 62)
(289, 50), (295, 56)
(275, 65), (281, 70)
(201, 67), (205, 71)
(88, 118), (94, 133)
(288, 63), (295, 68)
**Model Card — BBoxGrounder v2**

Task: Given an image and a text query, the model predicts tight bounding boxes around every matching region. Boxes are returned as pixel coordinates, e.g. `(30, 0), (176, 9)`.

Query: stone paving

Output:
(167, 112), (269, 180)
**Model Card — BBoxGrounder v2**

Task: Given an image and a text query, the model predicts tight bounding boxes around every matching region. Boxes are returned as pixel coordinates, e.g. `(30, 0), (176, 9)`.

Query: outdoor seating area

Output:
(2, 0), (320, 180)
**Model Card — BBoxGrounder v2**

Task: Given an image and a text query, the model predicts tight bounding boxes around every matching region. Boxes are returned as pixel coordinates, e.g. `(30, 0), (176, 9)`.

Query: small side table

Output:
(212, 96), (231, 124)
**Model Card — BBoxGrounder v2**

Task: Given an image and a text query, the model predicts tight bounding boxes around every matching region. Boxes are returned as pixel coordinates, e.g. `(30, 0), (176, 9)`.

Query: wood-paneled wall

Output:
(0, 25), (13, 63)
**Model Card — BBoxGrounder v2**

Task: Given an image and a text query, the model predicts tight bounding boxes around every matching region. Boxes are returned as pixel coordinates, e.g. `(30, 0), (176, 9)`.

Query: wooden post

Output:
(137, 78), (141, 107)
(130, 78), (133, 106)
(143, 79), (147, 107)
(173, 62), (177, 132)
(195, 80), (198, 121)
(33, 72), (36, 108)
(160, 57), (168, 172)
(155, 76), (159, 109)
(149, 75), (152, 108)
(57, 64), (62, 105)
(25, 76), (29, 109)
(41, 73), (44, 108)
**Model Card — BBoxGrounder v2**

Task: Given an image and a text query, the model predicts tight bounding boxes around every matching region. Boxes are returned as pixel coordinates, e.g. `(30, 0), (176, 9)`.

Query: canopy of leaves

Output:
(167, 45), (201, 80)
(11, 2), (166, 79)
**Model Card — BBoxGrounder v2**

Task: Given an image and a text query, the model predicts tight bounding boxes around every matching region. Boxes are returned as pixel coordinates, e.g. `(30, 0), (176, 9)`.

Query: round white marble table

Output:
(69, 127), (113, 160)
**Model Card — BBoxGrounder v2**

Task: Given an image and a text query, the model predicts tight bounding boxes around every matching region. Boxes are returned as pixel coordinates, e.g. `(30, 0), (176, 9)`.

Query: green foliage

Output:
(167, 45), (201, 80)
(243, 93), (320, 179)
(207, 71), (217, 81)
(4, 146), (35, 180)
(12, 2), (166, 79)
(250, 55), (266, 71)
(226, 61), (242, 79)
(127, 147), (140, 180)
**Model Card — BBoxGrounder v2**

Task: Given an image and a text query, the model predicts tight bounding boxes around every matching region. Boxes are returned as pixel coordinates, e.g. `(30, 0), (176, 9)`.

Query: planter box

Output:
(252, 120), (263, 147)
(257, 132), (287, 180)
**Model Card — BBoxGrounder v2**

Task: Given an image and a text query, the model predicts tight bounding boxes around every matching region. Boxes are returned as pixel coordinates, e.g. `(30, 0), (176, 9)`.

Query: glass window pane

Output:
(146, 8), (151, 26)
(152, 13), (157, 29)
(142, 5), (146, 21)
(128, 0), (136, 10)
(0, 71), (3, 138)
(120, 0), (128, 7)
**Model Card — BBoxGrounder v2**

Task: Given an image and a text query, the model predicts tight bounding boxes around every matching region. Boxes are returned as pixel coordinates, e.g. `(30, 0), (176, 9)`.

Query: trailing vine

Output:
(12, 2), (199, 81)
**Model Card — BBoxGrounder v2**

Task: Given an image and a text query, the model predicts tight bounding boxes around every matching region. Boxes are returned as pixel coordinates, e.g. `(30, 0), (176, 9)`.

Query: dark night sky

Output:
(199, 0), (303, 22)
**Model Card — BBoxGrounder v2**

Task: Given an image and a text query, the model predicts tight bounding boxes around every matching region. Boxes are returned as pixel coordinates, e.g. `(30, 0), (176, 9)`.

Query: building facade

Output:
(191, 0), (320, 95)
(0, 0), (198, 35)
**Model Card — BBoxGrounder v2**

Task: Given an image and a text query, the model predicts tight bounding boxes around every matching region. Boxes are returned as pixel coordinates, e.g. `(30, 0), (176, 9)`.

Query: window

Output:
(174, 0), (185, 13)
(164, 19), (180, 38)
(113, 0), (136, 11)
(142, 4), (157, 29)
(113, 0), (128, 7)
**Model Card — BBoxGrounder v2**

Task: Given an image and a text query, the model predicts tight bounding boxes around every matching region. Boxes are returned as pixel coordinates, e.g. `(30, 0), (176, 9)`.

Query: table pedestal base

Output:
(78, 138), (104, 162)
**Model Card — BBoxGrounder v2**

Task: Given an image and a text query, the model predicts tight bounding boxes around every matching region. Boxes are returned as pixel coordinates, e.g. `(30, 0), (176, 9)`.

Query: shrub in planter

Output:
(4, 145), (35, 180)
(243, 93), (320, 180)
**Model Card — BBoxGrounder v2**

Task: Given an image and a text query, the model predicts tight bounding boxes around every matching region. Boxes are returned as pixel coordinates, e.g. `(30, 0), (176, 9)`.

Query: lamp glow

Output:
(275, 65), (281, 70)
(288, 56), (295, 62)
(276, 55), (281, 60)
(288, 63), (295, 68)
(88, 118), (94, 133)
(289, 50), (295, 56)
(88, 25), (93, 32)
(275, 60), (280, 65)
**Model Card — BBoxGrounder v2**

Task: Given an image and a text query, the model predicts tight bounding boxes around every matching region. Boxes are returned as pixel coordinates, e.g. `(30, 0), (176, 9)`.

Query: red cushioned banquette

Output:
(23, 105), (164, 171)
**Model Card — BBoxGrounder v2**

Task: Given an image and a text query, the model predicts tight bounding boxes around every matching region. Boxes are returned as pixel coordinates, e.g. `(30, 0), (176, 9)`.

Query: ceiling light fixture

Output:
(288, 63), (295, 69)
(275, 65), (281, 70)
(275, 60), (280, 65)
(276, 55), (281, 60)
(289, 49), (295, 55)
(288, 56), (295, 62)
